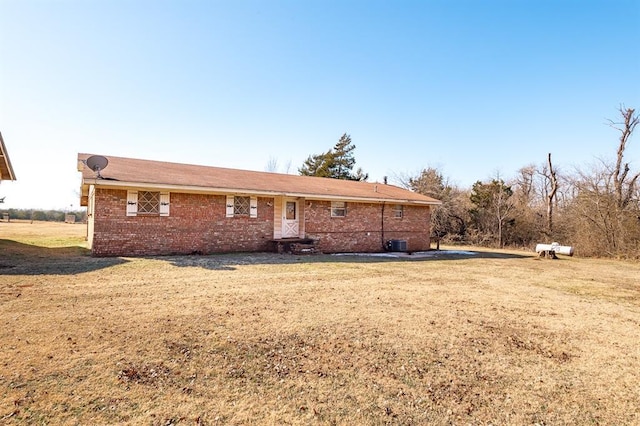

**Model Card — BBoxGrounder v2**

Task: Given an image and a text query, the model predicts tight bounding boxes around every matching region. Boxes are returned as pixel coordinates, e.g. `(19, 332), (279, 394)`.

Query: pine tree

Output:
(298, 133), (368, 181)
(299, 151), (333, 177)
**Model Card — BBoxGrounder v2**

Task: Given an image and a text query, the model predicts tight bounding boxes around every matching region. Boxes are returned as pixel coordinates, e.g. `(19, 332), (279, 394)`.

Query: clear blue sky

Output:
(1, 0), (639, 209)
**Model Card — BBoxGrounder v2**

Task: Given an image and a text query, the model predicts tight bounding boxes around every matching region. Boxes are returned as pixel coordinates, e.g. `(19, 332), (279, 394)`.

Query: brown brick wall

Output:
(304, 201), (431, 253)
(90, 189), (432, 256)
(91, 189), (274, 256)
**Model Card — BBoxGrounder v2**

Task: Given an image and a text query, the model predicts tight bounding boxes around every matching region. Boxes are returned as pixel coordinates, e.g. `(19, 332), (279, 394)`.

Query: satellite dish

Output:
(86, 155), (108, 178)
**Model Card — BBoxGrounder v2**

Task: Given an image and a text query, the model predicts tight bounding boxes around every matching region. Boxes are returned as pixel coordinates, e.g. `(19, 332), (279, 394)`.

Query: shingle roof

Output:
(78, 153), (441, 205)
(0, 132), (17, 181)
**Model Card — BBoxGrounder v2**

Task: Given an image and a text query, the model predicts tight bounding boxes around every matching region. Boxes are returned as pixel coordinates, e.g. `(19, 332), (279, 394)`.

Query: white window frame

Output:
(331, 201), (347, 217)
(126, 190), (170, 217)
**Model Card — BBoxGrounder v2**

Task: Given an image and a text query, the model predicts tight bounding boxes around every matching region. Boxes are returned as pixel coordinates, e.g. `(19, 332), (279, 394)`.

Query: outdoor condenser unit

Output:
(388, 239), (407, 252)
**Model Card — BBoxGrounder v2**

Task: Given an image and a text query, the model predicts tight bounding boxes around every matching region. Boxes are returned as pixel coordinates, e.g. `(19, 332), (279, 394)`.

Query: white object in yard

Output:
(535, 242), (574, 256)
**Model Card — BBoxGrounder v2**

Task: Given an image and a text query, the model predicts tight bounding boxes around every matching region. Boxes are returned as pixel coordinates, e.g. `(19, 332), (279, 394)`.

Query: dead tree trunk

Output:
(545, 153), (558, 235)
(611, 107), (640, 210)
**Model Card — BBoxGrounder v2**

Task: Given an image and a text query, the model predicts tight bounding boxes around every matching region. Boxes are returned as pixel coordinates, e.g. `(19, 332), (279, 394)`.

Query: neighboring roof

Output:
(0, 132), (16, 181)
(77, 153), (441, 206)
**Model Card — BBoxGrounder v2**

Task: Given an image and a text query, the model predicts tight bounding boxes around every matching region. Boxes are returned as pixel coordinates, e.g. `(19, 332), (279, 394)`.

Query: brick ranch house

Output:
(78, 153), (441, 257)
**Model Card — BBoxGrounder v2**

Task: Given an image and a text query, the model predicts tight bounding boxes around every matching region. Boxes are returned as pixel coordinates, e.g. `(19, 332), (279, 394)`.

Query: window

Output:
(234, 196), (251, 216)
(393, 205), (403, 218)
(226, 195), (258, 218)
(126, 191), (170, 216)
(285, 201), (296, 220)
(331, 201), (346, 217)
(138, 191), (160, 214)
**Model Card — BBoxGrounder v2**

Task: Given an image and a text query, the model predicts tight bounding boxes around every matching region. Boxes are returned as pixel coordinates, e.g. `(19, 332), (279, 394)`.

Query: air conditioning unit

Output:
(387, 239), (407, 252)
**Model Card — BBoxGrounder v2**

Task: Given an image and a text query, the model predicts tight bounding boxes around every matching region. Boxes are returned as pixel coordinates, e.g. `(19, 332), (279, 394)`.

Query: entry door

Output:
(282, 199), (299, 238)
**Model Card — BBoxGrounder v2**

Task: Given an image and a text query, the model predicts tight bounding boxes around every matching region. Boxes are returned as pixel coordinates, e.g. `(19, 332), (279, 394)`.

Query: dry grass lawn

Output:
(1, 221), (639, 425)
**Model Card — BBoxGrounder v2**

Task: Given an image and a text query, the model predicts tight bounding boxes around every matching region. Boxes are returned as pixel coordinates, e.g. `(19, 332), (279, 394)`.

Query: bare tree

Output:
(542, 153), (559, 236)
(470, 178), (514, 248)
(265, 157), (279, 173)
(569, 164), (620, 255)
(282, 159), (293, 174)
(265, 157), (294, 174)
(400, 167), (469, 243)
(514, 165), (536, 206)
(609, 106), (640, 209)
(567, 106), (640, 257)
(510, 165), (547, 247)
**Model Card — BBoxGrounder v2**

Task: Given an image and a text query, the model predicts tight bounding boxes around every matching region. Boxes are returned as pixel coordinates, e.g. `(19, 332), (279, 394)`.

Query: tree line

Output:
(296, 107), (640, 258)
(0, 208), (87, 223)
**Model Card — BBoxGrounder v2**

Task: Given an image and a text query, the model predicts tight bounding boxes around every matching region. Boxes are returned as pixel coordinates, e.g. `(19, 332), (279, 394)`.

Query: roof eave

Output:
(82, 178), (442, 206)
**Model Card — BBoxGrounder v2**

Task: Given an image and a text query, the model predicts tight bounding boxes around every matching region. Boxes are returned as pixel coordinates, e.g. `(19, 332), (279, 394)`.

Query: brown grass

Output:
(1, 221), (639, 425)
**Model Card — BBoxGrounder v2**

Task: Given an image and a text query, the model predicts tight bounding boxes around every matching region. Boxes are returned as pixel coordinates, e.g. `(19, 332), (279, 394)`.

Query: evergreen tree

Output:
(298, 133), (368, 181)
(329, 134), (357, 179)
(299, 151), (333, 177)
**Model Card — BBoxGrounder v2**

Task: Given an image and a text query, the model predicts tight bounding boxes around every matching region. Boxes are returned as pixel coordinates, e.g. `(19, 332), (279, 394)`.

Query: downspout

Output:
(381, 202), (386, 250)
